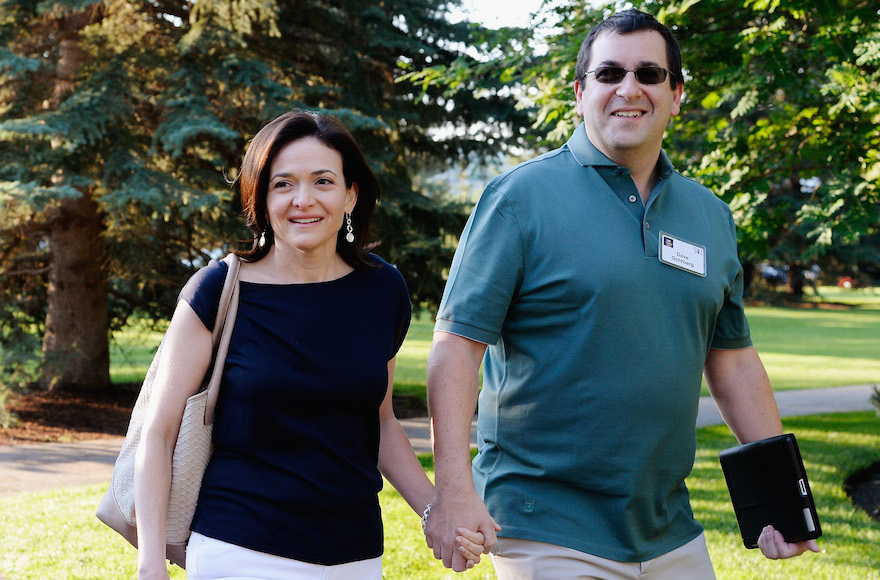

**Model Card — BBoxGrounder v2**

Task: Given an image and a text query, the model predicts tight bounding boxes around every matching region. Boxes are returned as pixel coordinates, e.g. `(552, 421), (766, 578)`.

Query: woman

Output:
(134, 111), (486, 579)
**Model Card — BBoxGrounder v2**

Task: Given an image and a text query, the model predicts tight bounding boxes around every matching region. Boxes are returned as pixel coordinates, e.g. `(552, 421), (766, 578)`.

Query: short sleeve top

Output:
(180, 253), (411, 565)
(435, 125), (750, 562)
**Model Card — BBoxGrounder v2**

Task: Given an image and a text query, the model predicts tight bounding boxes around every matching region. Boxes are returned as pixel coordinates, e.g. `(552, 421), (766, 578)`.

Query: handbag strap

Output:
(203, 253), (241, 425)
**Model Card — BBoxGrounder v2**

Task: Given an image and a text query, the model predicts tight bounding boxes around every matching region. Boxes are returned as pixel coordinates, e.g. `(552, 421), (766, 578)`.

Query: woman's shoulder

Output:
(180, 258), (228, 298)
(362, 253), (405, 283)
(178, 258), (230, 330)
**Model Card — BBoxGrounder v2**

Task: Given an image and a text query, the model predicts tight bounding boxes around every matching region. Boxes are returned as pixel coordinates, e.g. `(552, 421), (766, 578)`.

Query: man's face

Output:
(574, 29), (683, 166)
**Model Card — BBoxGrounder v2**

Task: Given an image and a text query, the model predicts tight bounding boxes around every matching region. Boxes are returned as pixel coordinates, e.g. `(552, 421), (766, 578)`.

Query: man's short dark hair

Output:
(575, 9), (683, 90)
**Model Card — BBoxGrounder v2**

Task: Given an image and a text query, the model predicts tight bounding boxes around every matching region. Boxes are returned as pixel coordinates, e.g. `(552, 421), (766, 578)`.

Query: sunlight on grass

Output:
(2, 413), (877, 579)
(744, 304), (880, 391)
(111, 292), (879, 397)
(805, 286), (880, 308)
(690, 414), (880, 580)
(759, 353), (880, 391)
(109, 320), (167, 384)
(0, 485), (184, 580)
(394, 314), (434, 395)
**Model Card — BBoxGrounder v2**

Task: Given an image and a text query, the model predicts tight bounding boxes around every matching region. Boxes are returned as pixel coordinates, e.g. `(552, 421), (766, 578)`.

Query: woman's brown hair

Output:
(236, 111), (380, 268)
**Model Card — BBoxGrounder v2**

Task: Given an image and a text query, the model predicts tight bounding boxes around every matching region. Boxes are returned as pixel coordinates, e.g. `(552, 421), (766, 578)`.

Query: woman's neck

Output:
(245, 246), (353, 284)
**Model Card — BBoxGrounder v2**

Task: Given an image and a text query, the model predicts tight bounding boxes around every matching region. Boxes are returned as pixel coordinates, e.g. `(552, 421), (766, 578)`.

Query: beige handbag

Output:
(96, 253), (240, 569)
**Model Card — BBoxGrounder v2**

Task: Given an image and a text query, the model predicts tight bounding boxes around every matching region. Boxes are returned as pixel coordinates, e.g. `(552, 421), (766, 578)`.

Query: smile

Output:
(290, 217), (322, 224)
(614, 111), (644, 118)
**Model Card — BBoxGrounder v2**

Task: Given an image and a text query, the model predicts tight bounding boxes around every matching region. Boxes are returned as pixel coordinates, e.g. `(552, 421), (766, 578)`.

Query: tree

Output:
(432, 0), (880, 296)
(0, 0), (530, 394)
(657, 0), (880, 296)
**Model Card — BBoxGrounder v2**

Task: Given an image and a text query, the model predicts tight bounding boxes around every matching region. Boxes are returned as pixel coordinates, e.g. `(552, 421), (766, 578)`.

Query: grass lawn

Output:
(112, 286), (880, 397)
(0, 412), (878, 579)
(748, 287), (880, 391)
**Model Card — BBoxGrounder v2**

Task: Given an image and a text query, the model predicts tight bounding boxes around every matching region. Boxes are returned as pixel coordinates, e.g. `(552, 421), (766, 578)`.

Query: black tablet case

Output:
(719, 433), (822, 549)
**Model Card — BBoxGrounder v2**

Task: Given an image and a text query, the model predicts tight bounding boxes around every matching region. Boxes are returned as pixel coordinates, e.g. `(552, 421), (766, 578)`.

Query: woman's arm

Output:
(376, 357), (489, 570)
(377, 358), (434, 516)
(134, 302), (212, 579)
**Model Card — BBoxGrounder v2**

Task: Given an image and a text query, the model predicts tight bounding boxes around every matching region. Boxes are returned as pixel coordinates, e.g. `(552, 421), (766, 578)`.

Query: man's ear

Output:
(574, 80), (586, 118)
(670, 81), (684, 117)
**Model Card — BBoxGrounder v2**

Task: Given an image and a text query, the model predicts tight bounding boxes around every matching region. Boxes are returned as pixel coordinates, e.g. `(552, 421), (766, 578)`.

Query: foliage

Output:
(419, 0), (880, 294)
(657, 0), (880, 291)
(0, 0), (531, 392)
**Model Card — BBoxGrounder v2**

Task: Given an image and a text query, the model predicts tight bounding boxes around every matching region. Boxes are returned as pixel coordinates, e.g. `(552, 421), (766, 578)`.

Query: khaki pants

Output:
(490, 532), (716, 580)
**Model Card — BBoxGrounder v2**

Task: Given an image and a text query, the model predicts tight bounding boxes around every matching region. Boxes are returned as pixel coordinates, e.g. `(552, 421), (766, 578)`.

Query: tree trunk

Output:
(39, 191), (110, 391)
(38, 15), (110, 391)
(787, 263), (805, 298)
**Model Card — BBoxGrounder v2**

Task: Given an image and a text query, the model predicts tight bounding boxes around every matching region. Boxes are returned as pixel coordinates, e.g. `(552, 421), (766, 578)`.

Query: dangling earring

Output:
(258, 227), (268, 249)
(345, 213), (354, 244)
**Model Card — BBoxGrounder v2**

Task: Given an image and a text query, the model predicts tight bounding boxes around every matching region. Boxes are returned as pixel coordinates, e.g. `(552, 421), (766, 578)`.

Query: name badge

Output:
(659, 231), (706, 277)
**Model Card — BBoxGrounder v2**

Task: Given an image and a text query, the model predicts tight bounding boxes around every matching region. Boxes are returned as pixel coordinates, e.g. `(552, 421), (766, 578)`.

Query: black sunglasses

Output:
(584, 66), (674, 85)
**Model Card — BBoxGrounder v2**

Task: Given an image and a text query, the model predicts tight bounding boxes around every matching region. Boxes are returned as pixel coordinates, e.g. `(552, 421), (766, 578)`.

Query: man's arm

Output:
(425, 331), (499, 572)
(705, 346), (820, 559)
(704, 346), (781, 443)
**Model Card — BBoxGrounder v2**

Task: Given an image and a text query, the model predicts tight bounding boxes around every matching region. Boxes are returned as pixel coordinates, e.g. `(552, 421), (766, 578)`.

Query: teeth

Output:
(292, 218), (321, 224)
(615, 111), (642, 117)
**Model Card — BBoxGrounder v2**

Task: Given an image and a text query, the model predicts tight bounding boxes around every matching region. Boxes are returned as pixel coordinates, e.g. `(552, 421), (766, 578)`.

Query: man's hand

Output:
(757, 525), (820, 559)
(424, 490), (500, 572)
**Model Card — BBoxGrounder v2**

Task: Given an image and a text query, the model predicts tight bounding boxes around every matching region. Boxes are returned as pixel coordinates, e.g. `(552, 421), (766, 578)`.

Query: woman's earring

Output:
(345, 213), (354, 244)
(258, 230), (267, 248)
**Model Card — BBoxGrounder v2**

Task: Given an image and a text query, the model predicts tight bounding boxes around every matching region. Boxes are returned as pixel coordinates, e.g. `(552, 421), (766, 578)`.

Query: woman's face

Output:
(265, 137), (357, 259)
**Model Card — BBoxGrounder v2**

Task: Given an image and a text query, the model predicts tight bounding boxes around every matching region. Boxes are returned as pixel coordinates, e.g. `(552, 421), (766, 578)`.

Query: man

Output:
(424, 9), (819, 579)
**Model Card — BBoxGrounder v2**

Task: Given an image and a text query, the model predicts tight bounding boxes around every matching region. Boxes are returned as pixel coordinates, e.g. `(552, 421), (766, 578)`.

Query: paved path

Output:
(0, 384), (875, 499)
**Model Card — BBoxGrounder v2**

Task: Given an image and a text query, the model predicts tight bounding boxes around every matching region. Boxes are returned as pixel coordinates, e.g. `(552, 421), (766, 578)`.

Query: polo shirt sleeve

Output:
(710, 211), (753, 350)
(435, 184), (523, 345)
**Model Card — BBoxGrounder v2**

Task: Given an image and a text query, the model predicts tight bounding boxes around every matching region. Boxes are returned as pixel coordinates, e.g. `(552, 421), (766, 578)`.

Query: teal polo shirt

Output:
(435, 125), (751, 562)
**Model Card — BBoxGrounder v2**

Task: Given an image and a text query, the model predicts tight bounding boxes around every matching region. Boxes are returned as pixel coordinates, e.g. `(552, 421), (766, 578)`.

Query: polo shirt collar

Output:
(566, 123), (675, 180)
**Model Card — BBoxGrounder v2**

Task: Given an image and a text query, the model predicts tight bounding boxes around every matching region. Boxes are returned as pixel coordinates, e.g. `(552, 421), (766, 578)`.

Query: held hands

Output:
(454, 527), (499, 570)
(423, 492), (501, 572)
(757, 525), (820, 560)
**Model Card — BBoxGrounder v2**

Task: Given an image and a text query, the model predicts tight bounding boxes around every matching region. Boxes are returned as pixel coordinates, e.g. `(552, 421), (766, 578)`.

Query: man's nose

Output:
(616, 71), (644, 100)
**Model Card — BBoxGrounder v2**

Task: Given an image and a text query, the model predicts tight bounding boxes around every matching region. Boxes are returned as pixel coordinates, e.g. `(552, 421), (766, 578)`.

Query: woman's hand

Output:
(454, 521), (502, 571)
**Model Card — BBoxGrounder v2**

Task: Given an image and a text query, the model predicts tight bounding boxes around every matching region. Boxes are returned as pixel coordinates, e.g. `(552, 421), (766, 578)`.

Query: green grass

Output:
(747, 305), (880, 391)
(745, 286), (880, 391)
(804, 286), (880, 308)
(1, 412), (877, 579)
(109, 319), (167, 385)
(392, 311), (435, 398)
(692, 412), (880, 579)
(112, 286), (880, 398)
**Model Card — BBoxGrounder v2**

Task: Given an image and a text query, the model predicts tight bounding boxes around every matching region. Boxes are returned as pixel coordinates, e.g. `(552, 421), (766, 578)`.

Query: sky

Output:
(451, 0), (547, 28)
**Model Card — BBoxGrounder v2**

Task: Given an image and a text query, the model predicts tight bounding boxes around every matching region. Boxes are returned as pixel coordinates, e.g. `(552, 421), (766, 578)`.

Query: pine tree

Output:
(0, 0), (530, 392)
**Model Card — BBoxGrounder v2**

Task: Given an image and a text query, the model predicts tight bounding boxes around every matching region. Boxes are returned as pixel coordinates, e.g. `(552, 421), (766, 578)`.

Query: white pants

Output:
(490, 532), (716, 580)
(186, 532), (383, 580)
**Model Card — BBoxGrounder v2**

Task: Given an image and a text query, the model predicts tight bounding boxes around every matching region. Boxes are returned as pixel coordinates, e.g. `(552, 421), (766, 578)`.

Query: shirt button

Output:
(628, 194), (637, 203)
(645, 221), (651, 229)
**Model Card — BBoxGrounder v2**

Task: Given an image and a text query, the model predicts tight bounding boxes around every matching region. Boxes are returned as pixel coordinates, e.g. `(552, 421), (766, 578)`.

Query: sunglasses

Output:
(584, 66), (674, 85)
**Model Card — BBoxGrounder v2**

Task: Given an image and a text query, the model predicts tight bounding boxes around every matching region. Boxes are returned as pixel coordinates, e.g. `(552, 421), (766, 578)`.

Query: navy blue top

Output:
(181, 254), (411, 565)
